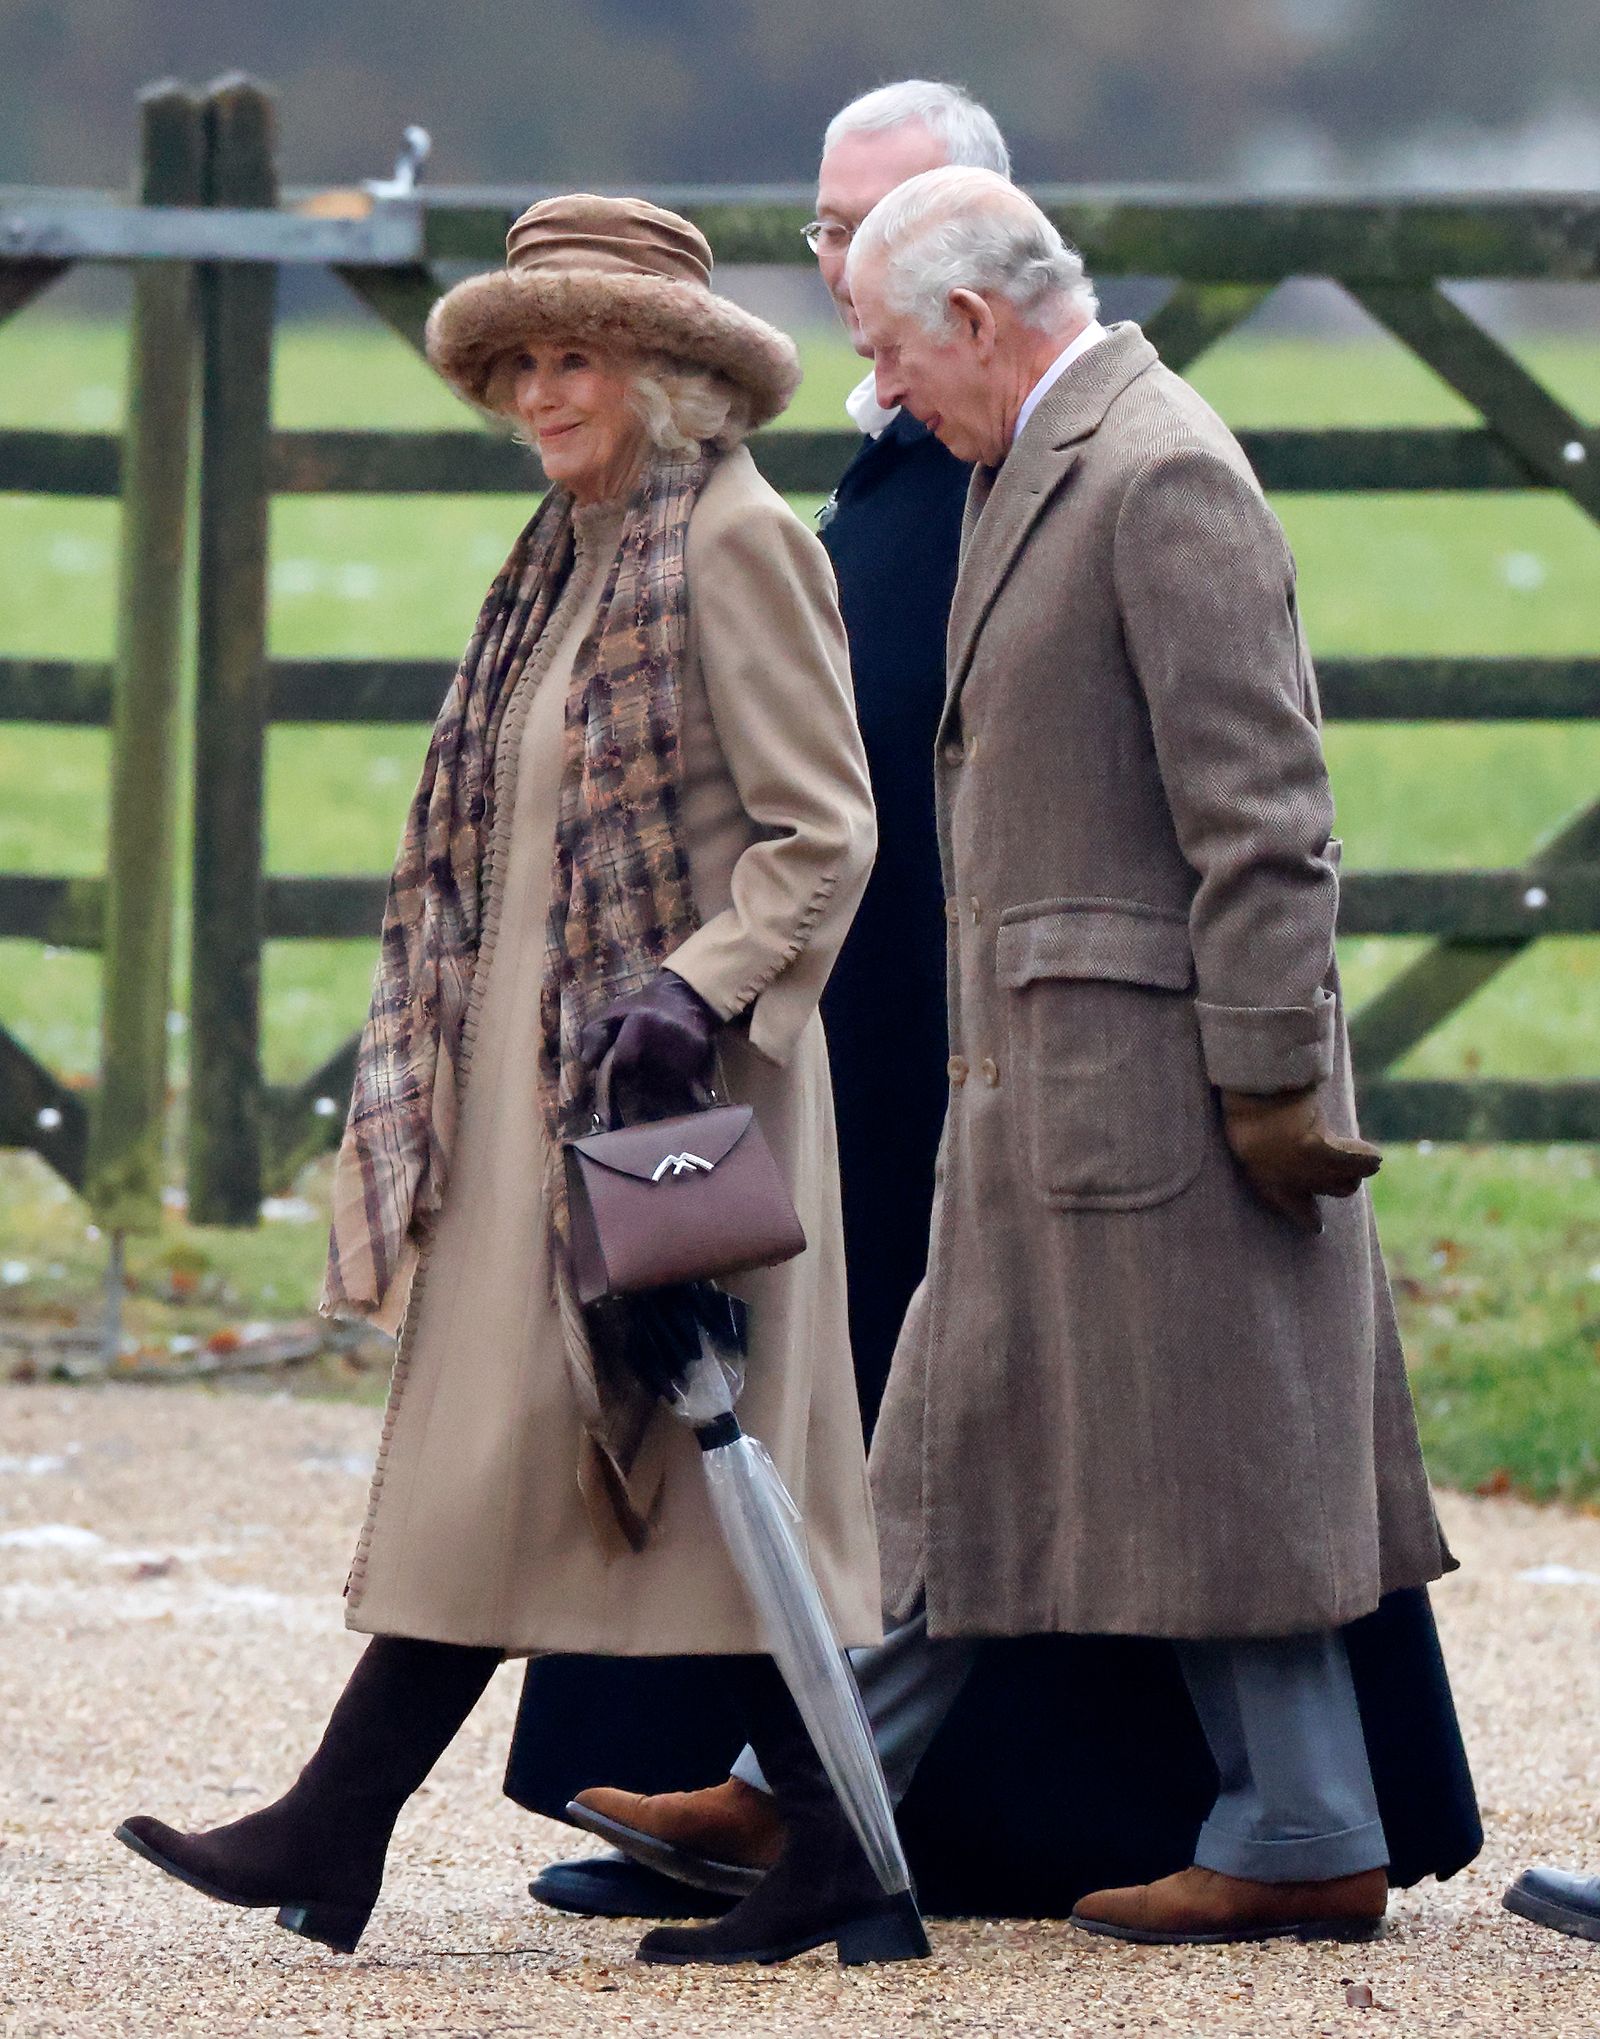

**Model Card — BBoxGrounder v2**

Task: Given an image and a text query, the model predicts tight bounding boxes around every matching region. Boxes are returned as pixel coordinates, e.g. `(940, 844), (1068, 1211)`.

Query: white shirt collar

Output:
(1012, 320), (1108, 447)
(846, 369), (900, 439)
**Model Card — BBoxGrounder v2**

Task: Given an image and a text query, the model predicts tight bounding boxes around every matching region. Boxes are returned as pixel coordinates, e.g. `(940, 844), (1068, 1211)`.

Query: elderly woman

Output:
(116, 196), (926, 1970)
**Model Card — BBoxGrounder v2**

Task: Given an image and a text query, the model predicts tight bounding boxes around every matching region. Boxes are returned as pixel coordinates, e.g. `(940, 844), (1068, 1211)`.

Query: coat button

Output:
(980, 1057), (1000, 1086)
(945, 896), (961, 925)
(941, 738), (966, 767)
(947, 1055), (969, 1086)
(969, 897), (983, 924)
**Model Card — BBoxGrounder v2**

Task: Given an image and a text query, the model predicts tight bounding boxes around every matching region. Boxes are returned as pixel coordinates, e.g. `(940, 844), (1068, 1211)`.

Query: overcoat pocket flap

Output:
(996, 902), (1195, 992)
(567, 1104), (755, 1183)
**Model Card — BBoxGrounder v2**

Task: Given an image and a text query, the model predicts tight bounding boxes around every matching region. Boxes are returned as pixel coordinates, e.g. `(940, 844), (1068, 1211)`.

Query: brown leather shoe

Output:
(1071, 1865), (1388, 1945)
(567, 1778), (785, 1899)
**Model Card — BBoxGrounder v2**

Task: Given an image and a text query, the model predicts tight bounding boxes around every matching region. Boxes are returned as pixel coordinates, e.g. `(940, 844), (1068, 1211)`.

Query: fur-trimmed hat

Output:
(426, 194), (801, 428)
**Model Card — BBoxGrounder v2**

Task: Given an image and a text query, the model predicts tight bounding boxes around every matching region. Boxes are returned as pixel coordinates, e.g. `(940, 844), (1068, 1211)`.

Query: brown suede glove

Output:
(1220, 1085), (1381, 1235)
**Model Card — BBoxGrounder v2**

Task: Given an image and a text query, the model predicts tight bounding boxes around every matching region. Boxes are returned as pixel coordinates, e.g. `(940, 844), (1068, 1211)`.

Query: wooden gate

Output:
(2, 76), (1596, 1227)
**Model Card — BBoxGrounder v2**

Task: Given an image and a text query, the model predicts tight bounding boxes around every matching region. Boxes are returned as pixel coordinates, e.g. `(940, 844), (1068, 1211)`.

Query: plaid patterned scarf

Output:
(321, 449), (714, 1549)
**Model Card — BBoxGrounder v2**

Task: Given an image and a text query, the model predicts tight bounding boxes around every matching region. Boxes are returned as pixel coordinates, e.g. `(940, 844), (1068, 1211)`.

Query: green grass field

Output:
(1, 313), (1597, 1493)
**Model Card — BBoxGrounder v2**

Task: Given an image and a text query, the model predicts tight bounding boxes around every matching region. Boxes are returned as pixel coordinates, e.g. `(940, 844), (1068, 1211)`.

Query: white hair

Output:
(847, 165), (1097, 336)
(628, 357), (752, 453)
(824, 80), (1011, 178)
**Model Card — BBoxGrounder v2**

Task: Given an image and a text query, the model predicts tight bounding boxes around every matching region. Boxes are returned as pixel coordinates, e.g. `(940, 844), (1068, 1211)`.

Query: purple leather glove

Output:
(579, 970), (720, 1121)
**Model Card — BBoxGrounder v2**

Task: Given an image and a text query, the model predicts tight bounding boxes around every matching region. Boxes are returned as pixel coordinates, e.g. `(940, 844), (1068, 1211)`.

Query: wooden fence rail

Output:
(1, 72), (1597, 1229)
(2, 421), (1591, 501)
(83, 86), (205, 1233)
(0, 83), (206, 1219)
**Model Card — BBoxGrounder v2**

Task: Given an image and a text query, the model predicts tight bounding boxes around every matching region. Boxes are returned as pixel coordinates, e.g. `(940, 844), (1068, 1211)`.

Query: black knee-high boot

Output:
(636, 1659), (930, 1966)
(116, 1636), (501, 1951)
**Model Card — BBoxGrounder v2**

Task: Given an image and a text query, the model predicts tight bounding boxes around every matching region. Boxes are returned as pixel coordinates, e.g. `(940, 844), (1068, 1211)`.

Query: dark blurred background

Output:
(3, 0), (1599, 193)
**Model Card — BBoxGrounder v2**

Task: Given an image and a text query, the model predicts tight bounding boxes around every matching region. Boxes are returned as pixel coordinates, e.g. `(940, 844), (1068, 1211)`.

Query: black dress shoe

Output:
(635, 1662), (929, 1968)
(1504, 1867), (1600, 1943)
(530, 1852), (731, 1920)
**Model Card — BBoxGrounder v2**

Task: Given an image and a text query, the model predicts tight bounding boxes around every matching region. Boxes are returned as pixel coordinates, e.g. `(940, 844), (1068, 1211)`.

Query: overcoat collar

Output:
(942, 322), (1158, 721)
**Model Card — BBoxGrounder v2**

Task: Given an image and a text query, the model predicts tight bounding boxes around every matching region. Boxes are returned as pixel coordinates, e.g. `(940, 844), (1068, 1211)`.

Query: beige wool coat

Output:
(346, 446), (883, 1657)
(869, 323), (1451, 1644)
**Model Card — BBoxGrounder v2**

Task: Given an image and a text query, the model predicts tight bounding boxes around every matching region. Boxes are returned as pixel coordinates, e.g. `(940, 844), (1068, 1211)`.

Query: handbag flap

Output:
(566, 1103), (755, 1184)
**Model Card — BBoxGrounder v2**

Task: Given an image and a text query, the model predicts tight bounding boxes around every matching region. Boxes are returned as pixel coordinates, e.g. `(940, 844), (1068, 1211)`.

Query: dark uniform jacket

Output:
(816, 408), (968, 1426)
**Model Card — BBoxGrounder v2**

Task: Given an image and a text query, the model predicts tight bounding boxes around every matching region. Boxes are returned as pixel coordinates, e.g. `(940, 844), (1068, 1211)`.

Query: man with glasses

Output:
(800, 82), (1008, 1440)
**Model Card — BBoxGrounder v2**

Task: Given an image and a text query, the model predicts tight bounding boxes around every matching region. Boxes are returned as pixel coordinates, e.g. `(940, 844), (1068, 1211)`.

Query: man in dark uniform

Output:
(508, 83), (1481, 1923)
(807, 339), (968, 1429)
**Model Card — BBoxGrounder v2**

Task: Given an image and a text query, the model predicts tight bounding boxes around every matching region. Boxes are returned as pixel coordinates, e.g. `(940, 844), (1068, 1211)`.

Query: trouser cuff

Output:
(1194, 1817), (1390, 1883)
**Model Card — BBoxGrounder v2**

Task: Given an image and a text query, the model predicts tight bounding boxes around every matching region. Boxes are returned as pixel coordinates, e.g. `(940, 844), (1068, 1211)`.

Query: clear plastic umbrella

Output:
(649, 1298), (910, 1901)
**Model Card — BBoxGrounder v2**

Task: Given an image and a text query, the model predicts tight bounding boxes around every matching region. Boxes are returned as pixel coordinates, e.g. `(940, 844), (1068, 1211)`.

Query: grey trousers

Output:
(732, 1605), (1389, 1884)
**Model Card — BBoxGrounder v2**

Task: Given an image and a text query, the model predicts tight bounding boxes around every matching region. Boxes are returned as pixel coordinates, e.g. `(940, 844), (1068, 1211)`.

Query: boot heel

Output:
(836, 1890), (931, 1966)
(275, 1899), (373, 1954)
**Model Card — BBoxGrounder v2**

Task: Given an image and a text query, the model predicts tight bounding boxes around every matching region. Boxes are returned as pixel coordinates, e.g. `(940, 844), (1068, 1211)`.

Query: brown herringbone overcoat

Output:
(869, 323), (1451, 1642)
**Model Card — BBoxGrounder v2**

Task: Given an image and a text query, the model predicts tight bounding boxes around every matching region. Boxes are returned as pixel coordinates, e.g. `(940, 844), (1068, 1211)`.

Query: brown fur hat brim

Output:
(425, 267), (801, 427)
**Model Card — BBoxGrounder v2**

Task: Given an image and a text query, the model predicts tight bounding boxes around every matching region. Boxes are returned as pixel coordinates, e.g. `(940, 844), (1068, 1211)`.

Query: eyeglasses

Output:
(801, 219), (855, 255)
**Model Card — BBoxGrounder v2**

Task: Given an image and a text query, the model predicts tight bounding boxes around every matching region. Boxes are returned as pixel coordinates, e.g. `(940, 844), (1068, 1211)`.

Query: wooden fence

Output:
(1, 74), (1597, 1229)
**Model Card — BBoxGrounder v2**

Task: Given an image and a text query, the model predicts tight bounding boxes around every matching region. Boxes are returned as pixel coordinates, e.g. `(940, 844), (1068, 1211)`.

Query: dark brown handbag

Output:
(562, 1078), (807, 1305)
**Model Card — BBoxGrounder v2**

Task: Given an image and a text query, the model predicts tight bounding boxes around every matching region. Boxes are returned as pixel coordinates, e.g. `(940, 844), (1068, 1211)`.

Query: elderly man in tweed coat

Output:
(827, 165), (1456, 1946)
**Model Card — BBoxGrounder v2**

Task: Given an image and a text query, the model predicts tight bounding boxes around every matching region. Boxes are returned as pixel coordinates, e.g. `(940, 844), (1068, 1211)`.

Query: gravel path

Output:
(3, 1381), (1598, 2037)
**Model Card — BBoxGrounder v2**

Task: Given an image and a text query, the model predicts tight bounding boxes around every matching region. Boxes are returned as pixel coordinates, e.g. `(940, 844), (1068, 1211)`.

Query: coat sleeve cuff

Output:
(661, 944), (744, 1024)
(664, 938), (815, 1070)
(1196, 990), (1336, 1093)
(665, 870), (844, 1069)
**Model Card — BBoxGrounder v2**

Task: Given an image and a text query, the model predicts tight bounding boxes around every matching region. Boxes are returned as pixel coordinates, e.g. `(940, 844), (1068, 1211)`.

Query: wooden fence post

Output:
(85, 83), (205, 1233)
(187, 74), (277, 1224)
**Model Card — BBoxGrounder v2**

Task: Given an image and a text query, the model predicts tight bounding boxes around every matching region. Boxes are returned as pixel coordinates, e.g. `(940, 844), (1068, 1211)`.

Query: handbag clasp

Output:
(651, 1152), (715, 1182)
